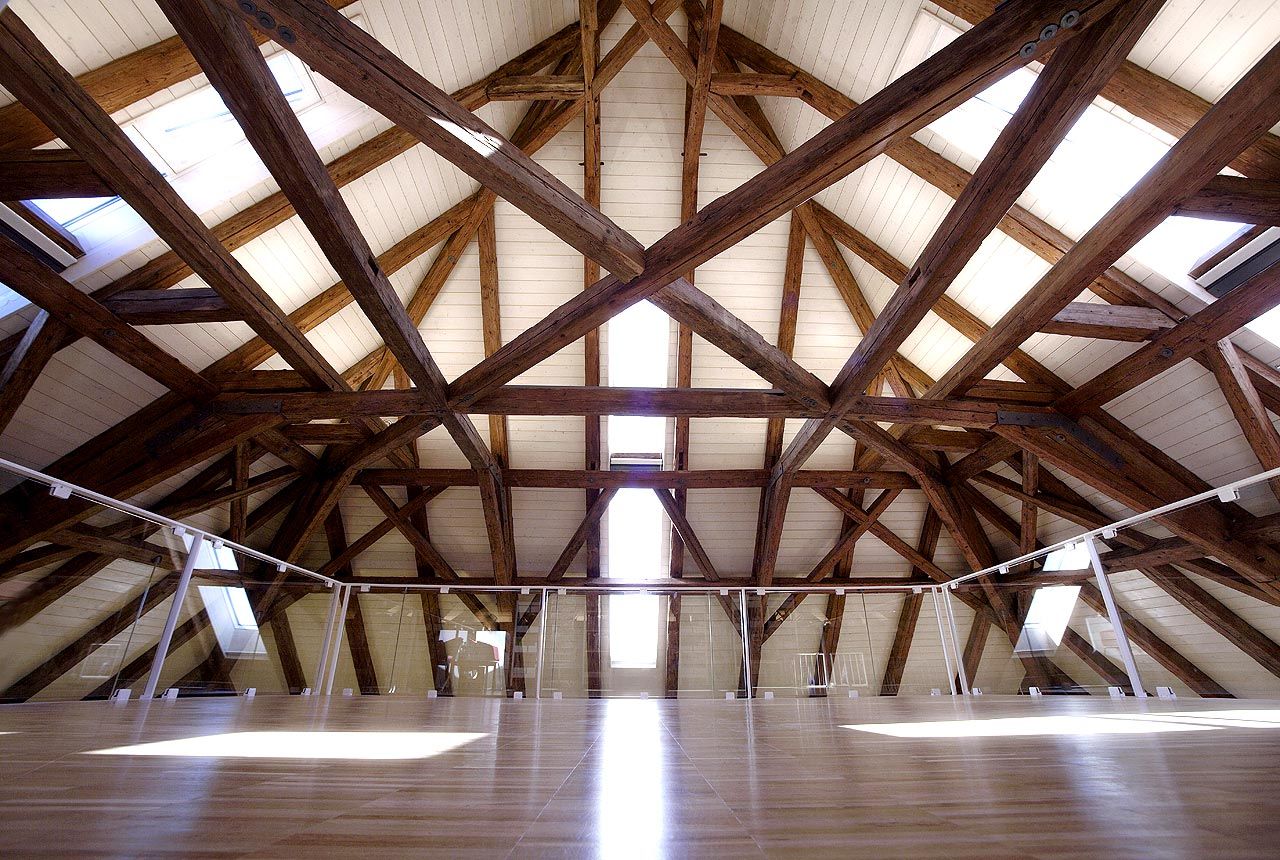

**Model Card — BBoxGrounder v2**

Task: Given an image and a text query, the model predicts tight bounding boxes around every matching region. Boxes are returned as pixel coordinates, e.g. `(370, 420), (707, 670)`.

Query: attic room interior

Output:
(2, 0), (1280, 854)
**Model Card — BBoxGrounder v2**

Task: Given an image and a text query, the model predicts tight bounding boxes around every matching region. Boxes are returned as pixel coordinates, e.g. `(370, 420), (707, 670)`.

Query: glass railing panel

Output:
(670, 590), (744, 699)
(756, 591), (827, 699)
(539, 589), (590, 698)
(956, 554), (1153, 697)
(2, 555), (167, 703)
(892, 587), (963, 697)
(1100, 483), (1280, 699)
(539, 589), (743, 699)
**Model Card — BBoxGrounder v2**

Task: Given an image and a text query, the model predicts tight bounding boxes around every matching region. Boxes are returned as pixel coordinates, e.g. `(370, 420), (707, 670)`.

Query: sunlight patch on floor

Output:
(844, 710), (1280, 738)
(86, 730), (486, 760)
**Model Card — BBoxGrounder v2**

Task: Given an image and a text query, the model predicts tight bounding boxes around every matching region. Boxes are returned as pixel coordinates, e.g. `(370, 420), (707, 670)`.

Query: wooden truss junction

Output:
(1, 0), (1280, 701)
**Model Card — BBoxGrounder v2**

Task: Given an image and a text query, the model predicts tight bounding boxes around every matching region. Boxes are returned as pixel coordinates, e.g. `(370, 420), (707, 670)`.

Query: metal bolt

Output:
(1159, 347), (1174, 359)
(1019, 41), (1038, 59)
(255, 11), (276, 29)
(1055, 434), (1066, 442)
(237, 1), (257, 13)
(278, 26), (297, 44)
(1040, 23), (1059, 41)
(1061, 10), (1081, 29)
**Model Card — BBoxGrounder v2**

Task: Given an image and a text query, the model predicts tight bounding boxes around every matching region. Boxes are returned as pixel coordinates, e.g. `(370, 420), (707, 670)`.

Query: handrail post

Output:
(1085, 537), (1147, 698)
(141, 534), (203, 700)
(323, 585), (352, 696)
(313, 584), (342, 693)
(943, 585), (969, 695)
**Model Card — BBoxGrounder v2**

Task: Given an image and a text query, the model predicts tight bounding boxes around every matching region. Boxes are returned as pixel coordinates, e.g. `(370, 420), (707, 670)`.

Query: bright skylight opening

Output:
(197, 585), (266, 658)
(28, 52), (320, 242)
(909, 12), (1251, 290)
(607, 301), (670, 455)
(1014, 585), (1080, 654)
(135, 52), (320, 175)
(605, 300), (671, 669)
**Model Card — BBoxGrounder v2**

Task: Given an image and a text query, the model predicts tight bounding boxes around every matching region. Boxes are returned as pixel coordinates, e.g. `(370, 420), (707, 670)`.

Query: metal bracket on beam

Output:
(997, 410), (1124, 469)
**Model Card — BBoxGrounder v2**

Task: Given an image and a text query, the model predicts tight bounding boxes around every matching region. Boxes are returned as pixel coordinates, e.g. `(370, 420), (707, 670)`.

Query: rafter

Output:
(774, 0), (1163, 478)
(215, 0), (644, 281)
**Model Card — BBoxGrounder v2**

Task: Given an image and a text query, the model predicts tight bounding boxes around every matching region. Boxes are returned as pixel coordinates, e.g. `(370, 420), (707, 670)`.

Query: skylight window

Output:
(133, 52), (321, 175)
(197, 585), (266, 658)
(604, 300), (671, 671)
(1014, 585), (1080, 654)
(905, 12), (1250, 290)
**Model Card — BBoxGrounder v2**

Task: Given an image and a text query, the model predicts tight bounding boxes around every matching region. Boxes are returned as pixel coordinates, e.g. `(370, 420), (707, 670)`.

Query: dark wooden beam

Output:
(1041, 302), (1176, 342)
(487, 75), (586, 100)
(1175, 176), (1280, 226)
(773, 1), (1163, 475)
(931, 0), (1280, 179)
(934, 38), (1280, 399)
(451, 0), (1119, 407)
(215, 0), (644, 281)
(0, 149), (112, 199)
(0, 233), (215, 401)
(216, 386), (1041, 424)
(324, 507), (379, 694)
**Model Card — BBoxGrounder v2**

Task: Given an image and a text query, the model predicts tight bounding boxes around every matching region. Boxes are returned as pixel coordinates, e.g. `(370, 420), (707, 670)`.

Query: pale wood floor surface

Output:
(1, 695), (1279, 858)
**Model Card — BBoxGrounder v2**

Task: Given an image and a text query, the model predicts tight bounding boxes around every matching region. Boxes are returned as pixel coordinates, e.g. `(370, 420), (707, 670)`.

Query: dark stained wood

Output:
(709, 72), (808, 98)
(1041, 302), (1176, 342)
(451, 0), (1116, 406)
(932, 0), (1280, 180)
(774, 1), (1163, 474)
(2, 572), (180, 701)
(1059, 260), (1280, 413)
(1176, 176), (1280, 226)
(805, 489), (903, 582)
(0, 11), (351, 393)
(216, 0), (644, 281)
(0, 310), (67, 435)
(487, 75), (586, 100)
(1191, 225), (1269, 280)
(102, 288), (238, 326)
(1142, 564), (1280, 680)
(361, 467), (916, 490)
(0, 233), (215, 400)
(880, 593), (926, 698)
(547, 487), (618, 581)
(166, 0), (514, 580)
(1205, 339), (1280, 501)
(653, 488), (721, 581)
(1077, 583), (1233, 698)
(0, 0), (361, 151)
(0, 149), (112, 200)
(324, 507), (380, 694)
(218, 386), (1034, 426)
(935, 38), (1280, 399)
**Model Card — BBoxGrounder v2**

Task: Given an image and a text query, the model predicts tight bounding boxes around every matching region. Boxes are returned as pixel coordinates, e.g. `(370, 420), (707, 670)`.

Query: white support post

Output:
(141, 535), (203, 700)
(323, 585), (352, 696)
(739, 590), (753, 699)
(312, 585), (343, 693)
(943, 586), (970, 695)
(535, 588), (549, 699)
(930, 588), (958, 696)
(1085, 537), (1147, 699)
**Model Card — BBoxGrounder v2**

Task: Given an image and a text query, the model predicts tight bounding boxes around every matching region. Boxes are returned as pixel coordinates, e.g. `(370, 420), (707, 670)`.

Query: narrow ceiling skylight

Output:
(604, 300), (672, 670)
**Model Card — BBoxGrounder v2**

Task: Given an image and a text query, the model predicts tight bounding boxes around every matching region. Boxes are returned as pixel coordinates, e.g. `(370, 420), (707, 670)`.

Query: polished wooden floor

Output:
(2, 694), (1280, 858)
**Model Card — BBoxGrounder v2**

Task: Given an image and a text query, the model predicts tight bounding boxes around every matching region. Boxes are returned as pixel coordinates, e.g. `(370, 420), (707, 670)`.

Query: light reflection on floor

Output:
(597, 701), (665, 859)
(87, 730), (486, 760)
(845, 709), (1280, 738)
